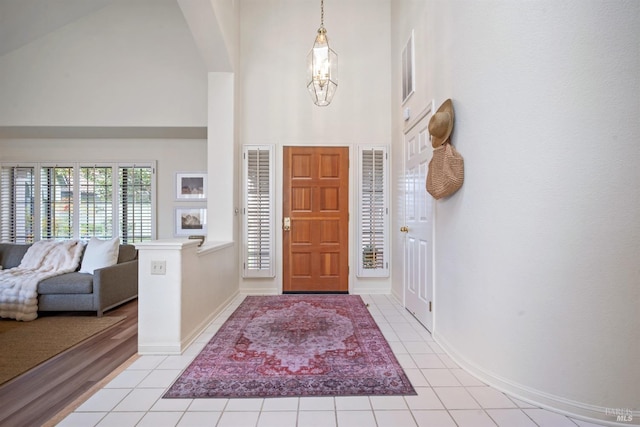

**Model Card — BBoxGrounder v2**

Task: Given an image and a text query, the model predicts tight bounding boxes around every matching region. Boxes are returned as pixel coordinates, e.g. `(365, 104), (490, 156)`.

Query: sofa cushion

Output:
(0, 243), (31, 270)
(117, 244), (137, 263)
(79, 237), (120, 273)
(38, 272), (94, 294)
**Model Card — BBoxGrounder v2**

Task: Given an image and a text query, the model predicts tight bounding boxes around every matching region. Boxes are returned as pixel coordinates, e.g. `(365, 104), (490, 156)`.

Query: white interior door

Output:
(403, 113), (434, 332)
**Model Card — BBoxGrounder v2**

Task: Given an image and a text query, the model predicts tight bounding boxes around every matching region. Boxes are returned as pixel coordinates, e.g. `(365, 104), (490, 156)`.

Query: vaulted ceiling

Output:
(0, 0), (233, 71)
(0, 0), (115, 57)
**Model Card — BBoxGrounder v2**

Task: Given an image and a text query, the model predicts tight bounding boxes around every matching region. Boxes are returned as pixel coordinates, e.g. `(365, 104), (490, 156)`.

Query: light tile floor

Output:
(57, 294), (609, 427)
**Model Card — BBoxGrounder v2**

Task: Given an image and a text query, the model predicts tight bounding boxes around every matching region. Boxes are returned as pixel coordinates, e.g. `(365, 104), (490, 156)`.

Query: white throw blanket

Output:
(0, 240), (84, 321)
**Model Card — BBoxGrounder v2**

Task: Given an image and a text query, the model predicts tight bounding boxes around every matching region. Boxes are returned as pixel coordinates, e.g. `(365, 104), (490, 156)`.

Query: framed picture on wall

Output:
(175, 207), (207, 236)
(176, 172), (207, 200)
(402, 30), (415, 104)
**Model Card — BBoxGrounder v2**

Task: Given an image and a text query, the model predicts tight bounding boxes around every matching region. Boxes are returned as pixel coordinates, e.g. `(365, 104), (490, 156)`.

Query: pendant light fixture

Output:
(307, 0), (338, 106)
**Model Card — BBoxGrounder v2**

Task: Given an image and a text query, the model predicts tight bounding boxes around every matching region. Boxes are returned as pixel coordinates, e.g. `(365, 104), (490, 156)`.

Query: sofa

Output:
(0, 242), (138, 317)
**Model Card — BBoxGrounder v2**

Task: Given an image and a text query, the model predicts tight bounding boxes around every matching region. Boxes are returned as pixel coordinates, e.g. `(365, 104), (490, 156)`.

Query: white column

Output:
(207, 72), (235, 242)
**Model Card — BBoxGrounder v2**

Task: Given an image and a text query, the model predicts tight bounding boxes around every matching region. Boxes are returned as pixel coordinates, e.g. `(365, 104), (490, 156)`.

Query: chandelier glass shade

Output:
(307, 1), (337, 106)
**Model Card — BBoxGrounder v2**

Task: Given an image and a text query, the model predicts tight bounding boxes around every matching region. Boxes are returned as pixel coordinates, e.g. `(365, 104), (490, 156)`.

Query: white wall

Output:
(0, 0), (207, 127)
(0, 137), (207, 239)
(391, 0), (640, 422)
(137, 240), (238, 354)
(238, 0), (392, 294)
(207, 72), (236, 242)
(240, 0), (391, 145)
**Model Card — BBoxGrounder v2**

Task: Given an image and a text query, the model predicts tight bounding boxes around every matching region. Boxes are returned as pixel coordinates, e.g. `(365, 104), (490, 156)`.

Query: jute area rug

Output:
(164, 295), (416, 399)
(0, 315), (125, 385)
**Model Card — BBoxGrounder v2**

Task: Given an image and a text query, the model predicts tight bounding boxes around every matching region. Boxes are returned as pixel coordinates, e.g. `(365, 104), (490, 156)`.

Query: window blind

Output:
(1, 162), (155, 243)
(358, 146), (389, 277)
(79, 166), (113, 240)
(119, 165), (153, 244)
(0, 166), (35, 243)
(41, 166), (74, 240)
(243, 146), (275, 277)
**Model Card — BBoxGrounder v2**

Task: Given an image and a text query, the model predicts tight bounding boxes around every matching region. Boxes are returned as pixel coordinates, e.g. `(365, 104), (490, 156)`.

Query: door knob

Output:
(400, 226), (409, 233)
(283, 217), (291, 231)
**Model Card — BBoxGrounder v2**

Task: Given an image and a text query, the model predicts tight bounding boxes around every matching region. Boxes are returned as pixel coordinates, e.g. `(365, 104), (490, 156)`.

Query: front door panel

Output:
(283, 146), (349, 292)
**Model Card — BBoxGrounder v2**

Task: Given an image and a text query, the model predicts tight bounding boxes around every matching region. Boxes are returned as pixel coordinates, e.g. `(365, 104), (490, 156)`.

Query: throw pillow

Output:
(79, 237), (120, 273)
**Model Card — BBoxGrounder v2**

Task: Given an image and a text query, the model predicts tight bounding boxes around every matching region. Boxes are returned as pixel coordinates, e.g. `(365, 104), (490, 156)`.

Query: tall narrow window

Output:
(119, 165), (153, 244)
(79, 166), (113, 240)
(243, 145), (274, 278)
(0, 166), (36, 243)
(358, 146), (389, 277)
(41, 166), (74, 240)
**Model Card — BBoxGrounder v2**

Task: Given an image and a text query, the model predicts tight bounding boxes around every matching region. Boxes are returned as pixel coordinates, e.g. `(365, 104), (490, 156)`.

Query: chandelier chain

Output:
(320, 0), (324, 27)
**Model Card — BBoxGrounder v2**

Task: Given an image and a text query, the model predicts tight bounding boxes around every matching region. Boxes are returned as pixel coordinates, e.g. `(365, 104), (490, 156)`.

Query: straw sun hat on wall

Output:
(428, 99), (454, 148)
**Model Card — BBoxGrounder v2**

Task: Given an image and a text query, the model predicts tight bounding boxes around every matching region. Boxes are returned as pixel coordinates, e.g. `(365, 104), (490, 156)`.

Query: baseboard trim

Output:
(433, 331), (638, 427)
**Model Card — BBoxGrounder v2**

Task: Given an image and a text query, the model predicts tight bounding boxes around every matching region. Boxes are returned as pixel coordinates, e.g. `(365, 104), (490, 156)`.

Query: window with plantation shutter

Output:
(1, 162), (155, 243)
(119, 165), (154, 244)
(358, 146), (389, 277)
(243, 145), (275, 278)
(79, 166), (113, 240)
(0, 165), (36, 243)
(41, 166), (74, 240)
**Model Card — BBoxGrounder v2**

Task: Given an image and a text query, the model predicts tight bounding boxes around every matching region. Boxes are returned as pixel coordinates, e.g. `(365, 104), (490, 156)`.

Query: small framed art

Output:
(176, 172), (207, 200)
(175, 207), (207, 236)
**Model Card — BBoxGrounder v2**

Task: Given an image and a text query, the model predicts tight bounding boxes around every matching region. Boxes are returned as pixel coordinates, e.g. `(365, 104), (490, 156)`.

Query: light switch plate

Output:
(151, 260), (166, 275)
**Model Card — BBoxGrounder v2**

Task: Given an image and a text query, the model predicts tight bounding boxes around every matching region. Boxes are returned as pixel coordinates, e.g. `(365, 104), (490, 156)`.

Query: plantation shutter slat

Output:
(243, 146), (275, 277)
(358, 146), (389, 277)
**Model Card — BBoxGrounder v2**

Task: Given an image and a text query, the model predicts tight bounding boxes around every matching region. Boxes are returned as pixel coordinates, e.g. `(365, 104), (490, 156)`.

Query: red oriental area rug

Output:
(164, 295), (416, 399)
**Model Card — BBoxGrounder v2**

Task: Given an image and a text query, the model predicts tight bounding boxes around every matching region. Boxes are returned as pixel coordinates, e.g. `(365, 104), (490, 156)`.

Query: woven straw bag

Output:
(426, 142), (464, 199)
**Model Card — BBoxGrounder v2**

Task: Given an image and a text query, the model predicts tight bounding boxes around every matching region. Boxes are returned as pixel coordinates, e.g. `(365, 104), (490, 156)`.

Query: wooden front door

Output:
(283, 146), (349, 293)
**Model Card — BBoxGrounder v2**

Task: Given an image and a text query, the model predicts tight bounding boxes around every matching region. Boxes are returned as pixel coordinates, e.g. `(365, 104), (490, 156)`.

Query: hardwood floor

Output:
(0, 300), (138, 427)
